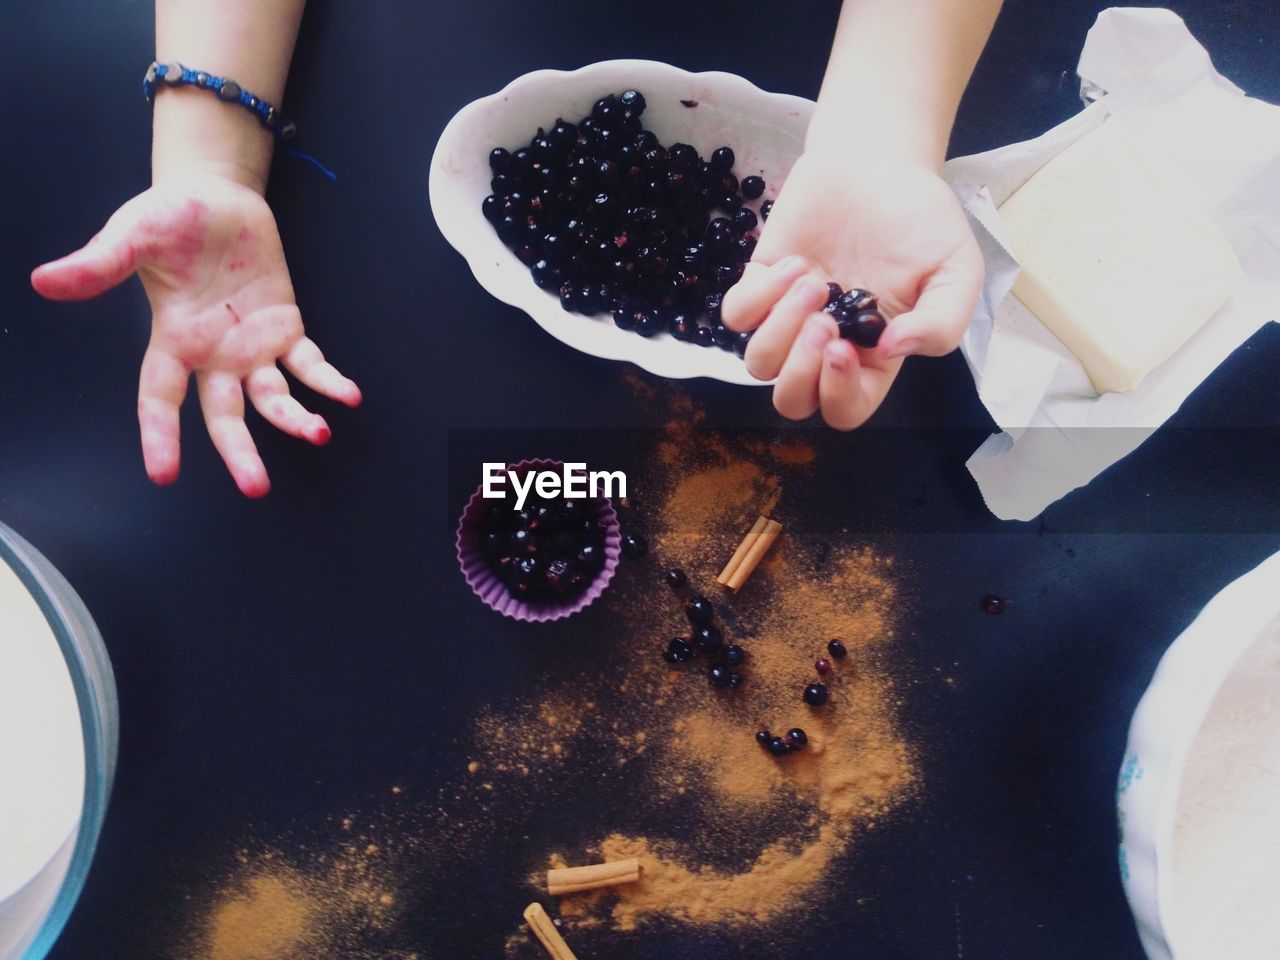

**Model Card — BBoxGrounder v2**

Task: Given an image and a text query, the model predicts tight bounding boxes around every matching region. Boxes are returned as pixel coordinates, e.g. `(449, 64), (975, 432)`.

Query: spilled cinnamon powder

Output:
(475, 376), (920, 947)
(184, 799), (427, 960)
(207, 874), (315, 960)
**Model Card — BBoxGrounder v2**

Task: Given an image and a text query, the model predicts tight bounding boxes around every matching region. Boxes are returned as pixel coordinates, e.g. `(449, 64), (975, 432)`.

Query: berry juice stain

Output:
(680, 99), (699, 108)
(225, 303), (241, 324)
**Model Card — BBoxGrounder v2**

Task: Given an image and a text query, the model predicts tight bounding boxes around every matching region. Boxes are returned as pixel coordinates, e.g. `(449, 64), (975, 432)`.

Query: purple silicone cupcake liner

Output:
(456, 458), (622, 623)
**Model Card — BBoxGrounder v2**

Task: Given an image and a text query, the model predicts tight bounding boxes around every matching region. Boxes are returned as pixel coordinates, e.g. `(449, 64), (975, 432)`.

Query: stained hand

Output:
(722, 152), (983, 429)
(31, 172), (360, 497)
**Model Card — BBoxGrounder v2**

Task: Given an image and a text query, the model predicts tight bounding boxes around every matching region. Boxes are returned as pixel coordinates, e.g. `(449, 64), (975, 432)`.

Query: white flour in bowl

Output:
(1171, 615), (1280, 959)
(0, 558), (85, 959)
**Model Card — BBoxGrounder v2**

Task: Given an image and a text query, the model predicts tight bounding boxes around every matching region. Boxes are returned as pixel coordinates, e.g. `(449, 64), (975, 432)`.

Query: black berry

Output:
(803, 682), (829, 707)
(767, 736), (791, 757)
(708, 664), (732, 687)
(724, 644), (746, 666)
(665, 636), (694, 664)
(786, 728), (808, 749)
(665, 568), (688, 589)
(760, 199), (773, 220)
(693, 625), (723, 654)
(827, 639), (847, 659)
(685, 595), (714, 626)
(839, 309), (887, 349)
(621, 532), (648, 558)
(756, 729), (772, 747)
(711, 146), (735, 171)
(741, 175), (765, 199)
(982, 595), (1007, 615)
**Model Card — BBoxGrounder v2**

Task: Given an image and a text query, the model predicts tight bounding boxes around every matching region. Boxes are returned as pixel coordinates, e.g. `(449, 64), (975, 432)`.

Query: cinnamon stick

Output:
(547, 857), (642, 896)
(717, 515), (769, 586)
(524, 902), (578, 960)
(726, 518), (782, 591)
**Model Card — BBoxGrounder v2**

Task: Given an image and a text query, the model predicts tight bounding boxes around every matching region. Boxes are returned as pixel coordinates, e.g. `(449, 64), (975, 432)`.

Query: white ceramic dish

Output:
(429, 60), (815, 385)
(1117, 550), (1280, 959)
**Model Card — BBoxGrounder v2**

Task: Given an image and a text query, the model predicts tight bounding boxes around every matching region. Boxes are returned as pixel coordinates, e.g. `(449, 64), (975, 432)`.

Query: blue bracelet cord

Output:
(143, 61), (337, 183)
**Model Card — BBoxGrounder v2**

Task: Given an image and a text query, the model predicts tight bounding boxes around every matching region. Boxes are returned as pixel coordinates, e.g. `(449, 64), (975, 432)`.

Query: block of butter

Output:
(998, 119), (1243, 394)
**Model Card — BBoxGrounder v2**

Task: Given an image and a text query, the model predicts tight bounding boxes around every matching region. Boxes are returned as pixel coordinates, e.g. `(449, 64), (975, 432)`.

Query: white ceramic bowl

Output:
(429, 60), (815, 385)
(1117, 550), (1280, 958)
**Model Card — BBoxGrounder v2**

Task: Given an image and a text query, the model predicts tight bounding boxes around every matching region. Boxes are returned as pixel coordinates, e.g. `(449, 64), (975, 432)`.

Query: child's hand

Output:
(31, 172), (360, 497)
(722, 151), (983, 429)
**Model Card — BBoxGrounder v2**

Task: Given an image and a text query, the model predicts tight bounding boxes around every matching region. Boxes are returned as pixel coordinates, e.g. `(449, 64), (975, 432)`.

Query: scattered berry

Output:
(803, 682), (829, 707)
(756, 729), (772, 747)
(815, 658), (831, 675)
(664, 637), (694, 664)
(620, 532), (648, 558)
(767, 736), (791, 757)
(786, 728), (808, 749)
(741, 175), (765, 199)
(982, 595), (1007, 615)
(708, 664), (732, 687)
(760, 199), (773, 220)
(685, 595), (714, 626)
(665, 568), (688, 589)
(727, 672), (744, 690)
(827, 639), (847, 659)
(724, 644), (746, 667)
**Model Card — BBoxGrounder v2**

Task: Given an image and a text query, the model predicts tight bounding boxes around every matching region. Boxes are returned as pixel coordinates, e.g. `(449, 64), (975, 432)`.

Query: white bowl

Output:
(429, 59), (815, 385)
(1117, 550), (1280, 959)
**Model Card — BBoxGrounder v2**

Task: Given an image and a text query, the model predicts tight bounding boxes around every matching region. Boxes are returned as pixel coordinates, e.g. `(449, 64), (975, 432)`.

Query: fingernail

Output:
(826, 342), (853, 373)
(803, 317), (832, 351)
(786, 274), (825, 305)
(885, 338), (920, 360)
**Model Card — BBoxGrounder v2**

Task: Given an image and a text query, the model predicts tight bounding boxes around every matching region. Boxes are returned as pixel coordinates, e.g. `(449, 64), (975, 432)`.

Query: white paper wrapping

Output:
(945, 7), (1280, 521)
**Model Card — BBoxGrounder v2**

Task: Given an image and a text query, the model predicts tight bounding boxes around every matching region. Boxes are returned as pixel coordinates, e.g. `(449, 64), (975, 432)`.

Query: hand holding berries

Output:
(719, 151), (985, 431)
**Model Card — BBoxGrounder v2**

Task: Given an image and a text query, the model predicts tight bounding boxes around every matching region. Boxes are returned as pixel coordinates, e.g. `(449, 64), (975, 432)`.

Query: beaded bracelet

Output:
(143, 61), (297, 140)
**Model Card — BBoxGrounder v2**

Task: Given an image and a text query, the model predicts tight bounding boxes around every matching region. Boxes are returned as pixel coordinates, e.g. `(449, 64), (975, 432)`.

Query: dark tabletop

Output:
(2, 1), (1279, 958)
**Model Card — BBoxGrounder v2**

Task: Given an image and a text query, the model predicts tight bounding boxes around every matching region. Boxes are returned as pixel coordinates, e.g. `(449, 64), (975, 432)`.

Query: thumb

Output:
(877, 245), (985, 360)
(31, 212), (139, 302)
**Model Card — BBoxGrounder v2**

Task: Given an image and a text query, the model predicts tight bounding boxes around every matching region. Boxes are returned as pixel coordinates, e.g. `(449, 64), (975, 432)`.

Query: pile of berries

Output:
(823, 284), (887, 349)
(756, 726), (808, 757)
(660, 575), (746, 690)
(479, 494), (610, 604)
(482, 89), (768, 356)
